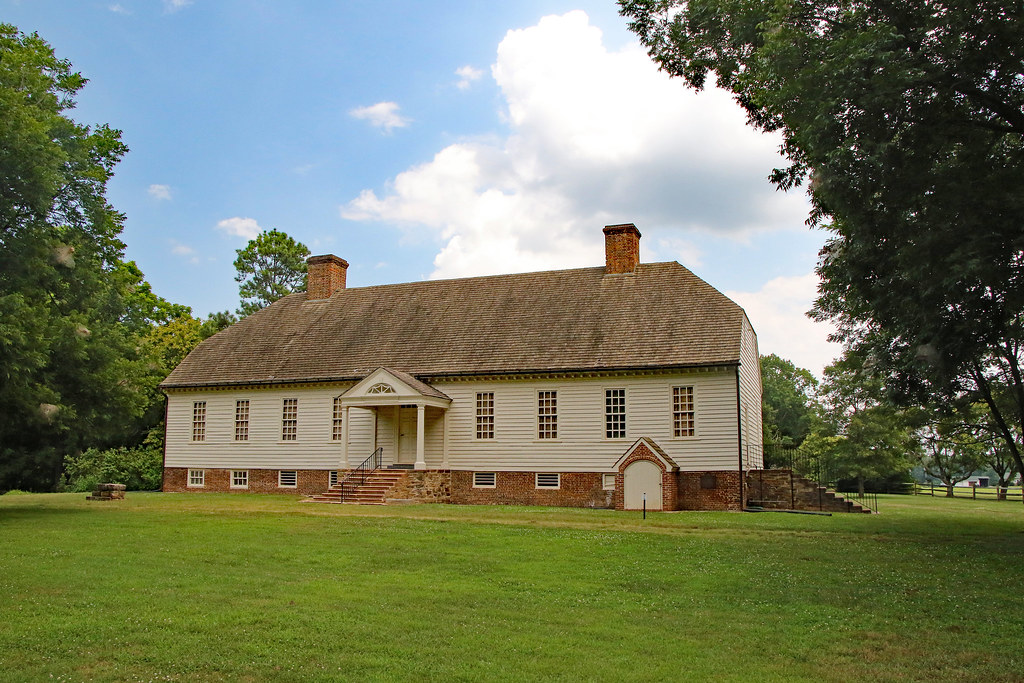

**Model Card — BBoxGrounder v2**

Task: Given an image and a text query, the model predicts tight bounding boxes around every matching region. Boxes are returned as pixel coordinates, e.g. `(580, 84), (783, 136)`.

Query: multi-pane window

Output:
(278, 470), (297, 488)
(234, 400), (250, 441)
(329, 471), (339, 487)
(673, 386), (695, 437)
(188, 469), (205, 487)
(476, 392), (494, 439)
(332, 397), (344, 441)
(282, 398), (298, 441)
(603, 473), (616, 490)
(192, 402), (206, 441)
(473, 472), (496, 488)
(605, 388), (626, 438)
(538, 391), (557, 439)
(536, 473), (560, 489)
(231, 470), (248, 488)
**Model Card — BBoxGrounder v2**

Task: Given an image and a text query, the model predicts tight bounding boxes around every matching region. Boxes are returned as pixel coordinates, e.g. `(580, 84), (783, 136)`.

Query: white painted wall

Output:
(164, 369), (750, 473)
(738, 314), (764, 469)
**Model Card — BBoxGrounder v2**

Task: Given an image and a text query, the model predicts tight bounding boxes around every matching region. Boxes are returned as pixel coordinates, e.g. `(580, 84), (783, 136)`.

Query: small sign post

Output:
(642, 492), (646, 520)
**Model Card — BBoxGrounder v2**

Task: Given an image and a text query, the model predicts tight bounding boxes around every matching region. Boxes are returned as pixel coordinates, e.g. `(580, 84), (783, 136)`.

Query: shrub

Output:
(63, 426), (163, 492)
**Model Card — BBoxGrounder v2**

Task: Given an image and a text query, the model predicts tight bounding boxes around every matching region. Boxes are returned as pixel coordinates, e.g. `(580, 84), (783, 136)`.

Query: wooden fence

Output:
(913, 483), (1024, 502)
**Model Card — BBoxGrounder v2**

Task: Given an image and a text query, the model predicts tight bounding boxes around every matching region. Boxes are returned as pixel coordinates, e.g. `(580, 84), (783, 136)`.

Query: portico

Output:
(336, 368), (451, 470)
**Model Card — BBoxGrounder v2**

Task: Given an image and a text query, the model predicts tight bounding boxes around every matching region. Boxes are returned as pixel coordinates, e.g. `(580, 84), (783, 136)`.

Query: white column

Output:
(442, 409), (449, 469)
(415, 403), (427, 470)
(341, 405), (351, 469)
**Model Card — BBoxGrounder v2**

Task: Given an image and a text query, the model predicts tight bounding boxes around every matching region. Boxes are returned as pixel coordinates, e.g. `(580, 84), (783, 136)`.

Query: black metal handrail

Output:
(338, 447), (383, 502)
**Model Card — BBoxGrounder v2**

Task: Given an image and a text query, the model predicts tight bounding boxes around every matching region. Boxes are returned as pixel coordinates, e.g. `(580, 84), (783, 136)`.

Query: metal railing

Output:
(747, 444), (878, 513)
(337, 447), (383, 502)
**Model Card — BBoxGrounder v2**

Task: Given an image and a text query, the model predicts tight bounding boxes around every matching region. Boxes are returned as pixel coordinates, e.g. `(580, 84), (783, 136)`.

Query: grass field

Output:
(1, 493), (1022, 682)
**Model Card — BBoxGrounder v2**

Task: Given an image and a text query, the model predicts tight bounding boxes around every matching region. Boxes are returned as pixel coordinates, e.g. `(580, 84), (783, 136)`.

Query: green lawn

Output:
(0, 493), (1021, 682)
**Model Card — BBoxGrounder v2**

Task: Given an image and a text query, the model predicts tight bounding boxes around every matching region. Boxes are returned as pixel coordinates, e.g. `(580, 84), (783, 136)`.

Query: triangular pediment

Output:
(340, 367), (451, 407)
(612, 437), (678, 472)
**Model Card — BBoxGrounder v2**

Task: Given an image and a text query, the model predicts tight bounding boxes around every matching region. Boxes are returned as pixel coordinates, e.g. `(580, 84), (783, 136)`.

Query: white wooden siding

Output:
(434, 371), (739, 472)
(738, 314), (764, 468)
(165, 371), (743, 473)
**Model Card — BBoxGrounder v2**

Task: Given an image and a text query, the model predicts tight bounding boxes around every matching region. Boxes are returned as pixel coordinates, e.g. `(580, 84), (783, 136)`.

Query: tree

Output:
(918, 415), (987, 496)
(0, 26), (172, 491)
(619, 1), (1024, 483)
(812, 350), (918, 494)
(199, 310), (238, 340)
(233, 229), (310, 316)
(760, 354), (819, 446)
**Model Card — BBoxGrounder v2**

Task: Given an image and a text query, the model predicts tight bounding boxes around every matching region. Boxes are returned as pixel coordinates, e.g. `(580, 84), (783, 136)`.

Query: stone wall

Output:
(386, 470), (452, 503)
(450, 471), (614, 508)
(746, 469), (871, 513)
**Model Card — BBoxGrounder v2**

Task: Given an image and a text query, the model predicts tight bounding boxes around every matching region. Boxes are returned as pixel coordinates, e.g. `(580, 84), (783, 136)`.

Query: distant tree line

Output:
(762, 352), (1019, 495)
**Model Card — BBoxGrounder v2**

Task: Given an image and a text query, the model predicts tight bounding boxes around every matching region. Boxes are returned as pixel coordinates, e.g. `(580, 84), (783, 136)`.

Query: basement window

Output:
(536, 473), (560, 489)
(603, 473), (616, 490)
(329, 470), (339, 487)
(230, 470), (248, 489)
(473, 472), (496, 488)
(278, 470), (297, 488)
(188, 469), (205, 487)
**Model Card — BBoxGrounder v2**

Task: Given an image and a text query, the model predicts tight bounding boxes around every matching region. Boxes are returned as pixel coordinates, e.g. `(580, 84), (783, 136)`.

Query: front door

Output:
(396, 406), (417, 464)
(624, 460), (663, 510)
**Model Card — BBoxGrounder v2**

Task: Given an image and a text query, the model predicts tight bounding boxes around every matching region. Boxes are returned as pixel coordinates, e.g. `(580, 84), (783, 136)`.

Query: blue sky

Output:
(4, 0), (841, 374)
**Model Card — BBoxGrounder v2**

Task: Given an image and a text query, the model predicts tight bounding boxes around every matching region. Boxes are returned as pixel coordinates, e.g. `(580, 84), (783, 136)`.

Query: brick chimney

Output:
(306, 254), (349, 300)
(603, 223), (641, 274)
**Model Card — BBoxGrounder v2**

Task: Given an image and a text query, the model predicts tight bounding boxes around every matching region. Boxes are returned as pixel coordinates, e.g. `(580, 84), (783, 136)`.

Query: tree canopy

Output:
(0, 25), (176, 491)
(760, 353), (819, 446)
(233, 229), (310, 316)
(620, 0), (1024, 478)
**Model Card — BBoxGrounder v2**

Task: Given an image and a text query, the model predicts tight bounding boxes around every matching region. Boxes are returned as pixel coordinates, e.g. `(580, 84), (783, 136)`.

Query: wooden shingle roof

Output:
(161, 262), (746, 389)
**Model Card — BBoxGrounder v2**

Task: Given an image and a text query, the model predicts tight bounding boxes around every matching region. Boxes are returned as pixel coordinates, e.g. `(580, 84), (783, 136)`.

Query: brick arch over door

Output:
(612, 438), (679, 511)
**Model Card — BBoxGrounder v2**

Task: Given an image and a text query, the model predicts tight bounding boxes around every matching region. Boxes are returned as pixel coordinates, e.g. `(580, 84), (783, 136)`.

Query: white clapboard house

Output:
(160, 224), (762, 510)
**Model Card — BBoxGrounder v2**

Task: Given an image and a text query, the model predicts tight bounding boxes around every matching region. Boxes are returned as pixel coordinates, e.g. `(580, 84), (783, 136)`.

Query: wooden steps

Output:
(305, 470), (408, 505)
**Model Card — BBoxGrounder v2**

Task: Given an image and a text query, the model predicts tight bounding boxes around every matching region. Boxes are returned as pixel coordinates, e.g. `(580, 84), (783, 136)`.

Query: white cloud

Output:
(170, 241), (199, 264)
(216, 217), (262, 240)
(163, 0), (192, 12)
(108, 3), (131, 14)
(341, 11), (810, 280)
(148, 184), (172, 201)
(455, 65), (483, 90)
(349, 102), (410, 133)
(727, 273), (842, 376)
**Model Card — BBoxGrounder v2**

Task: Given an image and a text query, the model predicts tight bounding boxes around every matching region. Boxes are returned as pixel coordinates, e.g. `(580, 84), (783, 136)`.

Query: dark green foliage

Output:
(233, 229), (310, 316)
(199, 310), (238, 339)
(620, 0), (1024, 479)
(62, 424), (164, 492)
(0, 25), (176, 491)
(760, 353), (818, 445)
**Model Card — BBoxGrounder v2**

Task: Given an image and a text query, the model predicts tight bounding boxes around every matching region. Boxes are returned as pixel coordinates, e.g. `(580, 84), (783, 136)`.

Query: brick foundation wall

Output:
(451, 471), (614, 508)
(163, 467), (331, 496)
(677, 470), (743, 511)
(387, 470), (452, 503)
